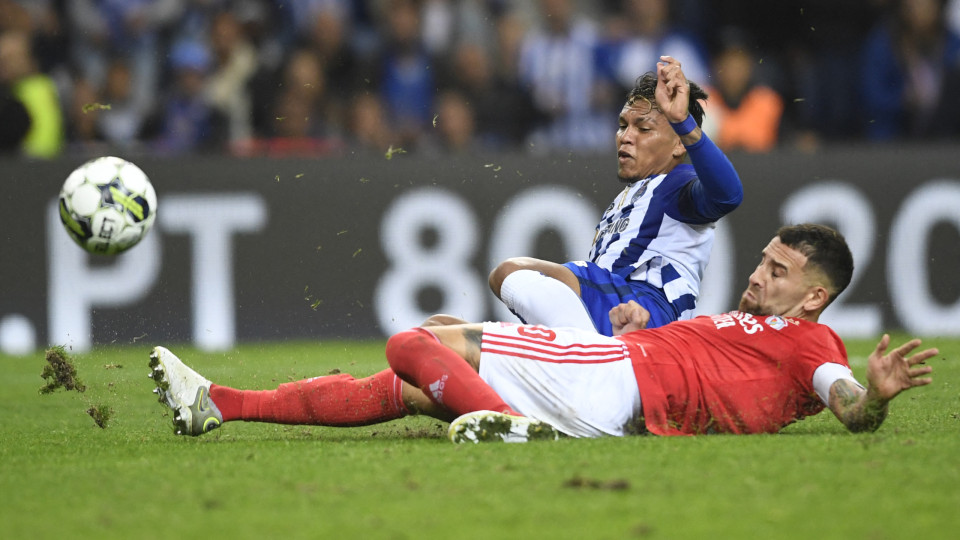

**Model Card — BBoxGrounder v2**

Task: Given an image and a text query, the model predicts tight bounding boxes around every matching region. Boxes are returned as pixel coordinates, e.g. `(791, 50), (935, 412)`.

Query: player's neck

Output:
(793, 310), (821, 323)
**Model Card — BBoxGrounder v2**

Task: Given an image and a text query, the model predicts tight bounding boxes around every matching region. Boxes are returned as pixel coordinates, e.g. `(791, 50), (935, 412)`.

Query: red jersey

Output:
(618, 311), (848, 436)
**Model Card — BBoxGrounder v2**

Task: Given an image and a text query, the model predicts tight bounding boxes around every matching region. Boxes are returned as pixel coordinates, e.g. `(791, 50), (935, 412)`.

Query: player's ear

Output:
(803, 286), (830, 314)
(672, 138), (687, 159)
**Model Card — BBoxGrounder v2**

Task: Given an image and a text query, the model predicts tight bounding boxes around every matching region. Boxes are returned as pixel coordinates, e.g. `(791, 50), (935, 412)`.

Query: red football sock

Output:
(209, 368), (408, 426)
(385, 327), (520, 416)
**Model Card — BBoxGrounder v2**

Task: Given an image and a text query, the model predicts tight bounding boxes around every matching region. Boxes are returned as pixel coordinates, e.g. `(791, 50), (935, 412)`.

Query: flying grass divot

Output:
(40, 345), (86, 394)
(86, 404), (114, 428)
(40, 345), (113, 429)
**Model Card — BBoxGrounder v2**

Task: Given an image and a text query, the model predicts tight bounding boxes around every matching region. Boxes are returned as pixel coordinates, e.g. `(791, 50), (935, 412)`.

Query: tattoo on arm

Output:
(463, 327), (483, 358)
(832, 379), (861, 407)
(830, 379), (889, 433)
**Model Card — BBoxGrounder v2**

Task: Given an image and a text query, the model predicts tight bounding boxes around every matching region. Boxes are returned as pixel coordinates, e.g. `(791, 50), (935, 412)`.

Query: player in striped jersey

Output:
(149, 225), (936, 442)
(489, 56), (743, 335)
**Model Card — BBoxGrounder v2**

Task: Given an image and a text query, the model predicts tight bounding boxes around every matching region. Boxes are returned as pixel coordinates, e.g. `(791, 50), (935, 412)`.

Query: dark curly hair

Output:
(776, 224), (854, 306)
(626, 72), (708, 126)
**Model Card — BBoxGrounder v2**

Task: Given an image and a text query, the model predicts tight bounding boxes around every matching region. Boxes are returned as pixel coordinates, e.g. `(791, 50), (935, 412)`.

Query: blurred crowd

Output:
(2, 0), (960, 160)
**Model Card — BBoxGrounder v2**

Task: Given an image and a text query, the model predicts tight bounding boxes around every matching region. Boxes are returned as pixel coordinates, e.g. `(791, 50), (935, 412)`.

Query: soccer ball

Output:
(58, 156), (157, 255)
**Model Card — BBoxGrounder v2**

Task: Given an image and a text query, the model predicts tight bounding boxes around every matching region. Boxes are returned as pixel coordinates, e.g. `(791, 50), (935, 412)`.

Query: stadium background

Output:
(2, 0), (960, 352)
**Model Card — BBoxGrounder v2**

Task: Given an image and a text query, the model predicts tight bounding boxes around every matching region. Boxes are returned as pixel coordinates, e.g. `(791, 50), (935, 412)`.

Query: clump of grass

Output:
(86, 404), (113, 429)
(40, 345), (86, 394)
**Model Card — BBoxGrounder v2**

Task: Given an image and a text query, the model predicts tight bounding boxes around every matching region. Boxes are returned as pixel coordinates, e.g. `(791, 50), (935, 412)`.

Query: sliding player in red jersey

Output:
(149, 224), (936, 441)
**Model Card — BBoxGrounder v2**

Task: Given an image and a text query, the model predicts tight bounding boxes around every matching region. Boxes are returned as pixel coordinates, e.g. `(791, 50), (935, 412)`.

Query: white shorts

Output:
(478, 322), (643, 438)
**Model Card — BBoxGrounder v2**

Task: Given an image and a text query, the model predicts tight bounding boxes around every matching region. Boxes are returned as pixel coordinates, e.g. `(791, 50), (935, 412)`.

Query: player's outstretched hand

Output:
(610, 300), (650, 336)
(866, 334), (937, 402)
(655, 56), (690, 124)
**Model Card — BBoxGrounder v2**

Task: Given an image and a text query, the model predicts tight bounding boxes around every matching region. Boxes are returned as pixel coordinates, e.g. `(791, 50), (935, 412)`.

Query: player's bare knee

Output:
(401, 382), (455, 421)
(489, 257), (530, 297)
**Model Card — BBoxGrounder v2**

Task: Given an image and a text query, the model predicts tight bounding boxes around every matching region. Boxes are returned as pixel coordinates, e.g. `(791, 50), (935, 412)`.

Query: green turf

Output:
(2, 336), (958, 539)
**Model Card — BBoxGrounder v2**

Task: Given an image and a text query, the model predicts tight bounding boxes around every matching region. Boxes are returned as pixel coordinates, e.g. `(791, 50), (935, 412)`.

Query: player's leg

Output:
(489, 257), (582, 297)
(401, 380), (454, 420)
(214, 372), (453, 423)
(488, 257), (597, 331)
(569, 262), (681, 334)
(561, 262), (633, 335)
(208, 369), (413, 427)
(420, 313), (469, 326)
(473, 322), (643, 438)
(390, 323), (560, 443)
(148, 346), (431, 436)
(385, 325), (522, 416)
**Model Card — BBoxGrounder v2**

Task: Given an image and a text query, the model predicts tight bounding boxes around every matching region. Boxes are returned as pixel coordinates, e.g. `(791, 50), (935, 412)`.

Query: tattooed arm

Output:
(827, 334), (937, 433)
(461, 326), (484, 361)
(828, 379), (888, 433)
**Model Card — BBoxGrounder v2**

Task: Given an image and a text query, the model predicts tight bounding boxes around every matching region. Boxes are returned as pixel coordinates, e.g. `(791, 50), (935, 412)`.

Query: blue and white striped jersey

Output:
(588, 162), (729, 320)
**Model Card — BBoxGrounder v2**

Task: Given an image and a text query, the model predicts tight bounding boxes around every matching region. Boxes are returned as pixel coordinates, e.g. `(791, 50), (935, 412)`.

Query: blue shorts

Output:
(564, 261), (679, 336)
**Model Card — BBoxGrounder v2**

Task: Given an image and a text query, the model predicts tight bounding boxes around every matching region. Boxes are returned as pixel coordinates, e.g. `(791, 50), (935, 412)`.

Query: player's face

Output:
(739, 237), (818, 318)
(616, 102), (682, 183)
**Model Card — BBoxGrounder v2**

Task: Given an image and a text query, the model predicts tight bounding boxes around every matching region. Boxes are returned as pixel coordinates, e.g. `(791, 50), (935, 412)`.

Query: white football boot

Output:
(448, 410), (559, 443)
(148, 346), (222, 436)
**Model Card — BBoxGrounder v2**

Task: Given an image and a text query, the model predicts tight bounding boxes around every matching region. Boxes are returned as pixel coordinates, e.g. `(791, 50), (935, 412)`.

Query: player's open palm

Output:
(655, 56), (690, 123)
(866, 334), (937, 401)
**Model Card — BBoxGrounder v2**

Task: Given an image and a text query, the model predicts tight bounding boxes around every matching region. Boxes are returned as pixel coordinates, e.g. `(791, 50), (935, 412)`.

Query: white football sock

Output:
(499, 269), (597, 331)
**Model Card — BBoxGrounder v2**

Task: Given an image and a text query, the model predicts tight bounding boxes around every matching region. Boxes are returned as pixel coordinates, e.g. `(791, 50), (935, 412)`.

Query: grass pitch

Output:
(2, 336), (959, 539)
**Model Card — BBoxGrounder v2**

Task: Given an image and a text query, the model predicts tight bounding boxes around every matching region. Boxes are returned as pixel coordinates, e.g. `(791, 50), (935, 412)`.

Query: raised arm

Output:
(827, 334), (937, 433)
(657, 56), (743, 222)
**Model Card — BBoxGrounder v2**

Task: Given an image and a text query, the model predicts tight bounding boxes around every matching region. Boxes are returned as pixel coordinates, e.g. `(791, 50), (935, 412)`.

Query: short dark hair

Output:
(776, 224), (854, 305)
(626, 72), (708, 126)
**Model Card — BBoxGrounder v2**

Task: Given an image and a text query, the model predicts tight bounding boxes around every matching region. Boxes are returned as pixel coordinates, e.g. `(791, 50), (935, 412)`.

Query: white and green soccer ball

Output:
(58, 156), (157, 255)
